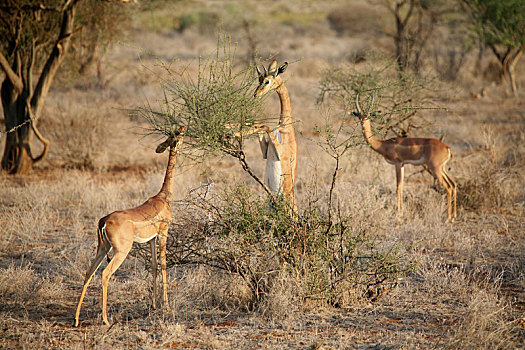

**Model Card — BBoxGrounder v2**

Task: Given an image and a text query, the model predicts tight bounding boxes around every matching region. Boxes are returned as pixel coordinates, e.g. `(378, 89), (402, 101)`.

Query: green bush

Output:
(317, 55), (443, 138)
(136, 35), (265, 165)
(155, 184), (413, 310)
(177, 11), (220, 33)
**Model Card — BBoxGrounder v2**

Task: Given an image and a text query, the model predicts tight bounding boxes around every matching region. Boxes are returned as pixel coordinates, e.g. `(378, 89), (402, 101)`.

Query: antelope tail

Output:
(97, 221), (112, 263)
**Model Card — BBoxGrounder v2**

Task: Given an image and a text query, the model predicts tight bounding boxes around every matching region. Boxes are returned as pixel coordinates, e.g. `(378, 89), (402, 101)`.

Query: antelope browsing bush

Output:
(132, 37), (413, 313)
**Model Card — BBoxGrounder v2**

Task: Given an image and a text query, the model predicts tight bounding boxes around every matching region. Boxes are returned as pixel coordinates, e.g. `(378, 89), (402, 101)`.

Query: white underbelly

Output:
(385, 158), (396, 165)
(134, 232), (158, 243)
(385, 157), (425, 166)
(265, 148), (282, 195)
(404, 157), (425, 165)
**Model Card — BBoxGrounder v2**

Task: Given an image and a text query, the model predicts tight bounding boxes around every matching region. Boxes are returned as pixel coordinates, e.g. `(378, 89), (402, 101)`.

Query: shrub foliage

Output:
(137, 37), (265, 164)
(317, 56), (442, 138)
(149, 184), (412, 310)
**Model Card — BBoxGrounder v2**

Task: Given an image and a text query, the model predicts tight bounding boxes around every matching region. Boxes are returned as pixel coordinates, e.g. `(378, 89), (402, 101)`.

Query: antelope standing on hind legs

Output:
(353, 95), (457, 222)
(74, 126), (185, 327)
(252, 60), (298, 214)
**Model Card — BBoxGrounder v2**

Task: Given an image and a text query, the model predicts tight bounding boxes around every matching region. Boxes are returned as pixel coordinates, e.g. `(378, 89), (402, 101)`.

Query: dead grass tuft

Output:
(415, 259), (523, 349)
(174, 266), (253, 313)
(41, 103), (110, 170)
(460, 168), (511, 212)
(458, 127), (522, 213)
(448, 286), (520, 349)
(257, 269), (302, 322)
(0, 263), (64, 309)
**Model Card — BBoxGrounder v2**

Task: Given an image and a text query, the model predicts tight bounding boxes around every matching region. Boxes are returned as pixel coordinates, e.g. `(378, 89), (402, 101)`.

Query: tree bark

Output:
(1, 4), (77, 174)
(506, 46), (523, 96)
(490, 44), (523, 96)
(0, 51), (33, 174)
(391, 0), (415, 73)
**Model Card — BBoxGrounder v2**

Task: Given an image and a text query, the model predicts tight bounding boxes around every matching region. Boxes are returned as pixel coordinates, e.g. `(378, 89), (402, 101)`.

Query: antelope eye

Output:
(265, 80), (270, 85)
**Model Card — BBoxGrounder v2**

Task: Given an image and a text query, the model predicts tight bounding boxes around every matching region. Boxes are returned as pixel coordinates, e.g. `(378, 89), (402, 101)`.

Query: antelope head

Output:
(254, 60), (288, 98)
(156, 126), (186, 153)
(352, 93), (375, 122)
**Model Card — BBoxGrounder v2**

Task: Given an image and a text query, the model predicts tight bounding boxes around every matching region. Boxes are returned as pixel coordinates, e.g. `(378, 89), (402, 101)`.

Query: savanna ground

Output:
(1, 0), (524, 348)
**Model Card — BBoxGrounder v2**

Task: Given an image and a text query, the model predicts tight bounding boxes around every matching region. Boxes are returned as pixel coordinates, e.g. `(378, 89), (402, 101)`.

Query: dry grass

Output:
(1, 0), (524, 348)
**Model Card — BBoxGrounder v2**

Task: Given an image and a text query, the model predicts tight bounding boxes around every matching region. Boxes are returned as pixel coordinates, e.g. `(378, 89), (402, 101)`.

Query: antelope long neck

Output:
(276, 82), (292, 128)
(361, 118), (383, 153)
(158, 143), (181, 202)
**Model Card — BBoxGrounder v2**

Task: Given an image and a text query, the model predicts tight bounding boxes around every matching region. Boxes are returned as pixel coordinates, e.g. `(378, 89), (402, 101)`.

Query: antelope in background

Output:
(353, 95), (457, 222)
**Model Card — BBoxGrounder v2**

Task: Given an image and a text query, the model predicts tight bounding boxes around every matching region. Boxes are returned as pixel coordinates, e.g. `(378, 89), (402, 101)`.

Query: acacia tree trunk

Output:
(1, 87), (34, 174)
(491, 44), (524, 97)
(382, 0), (416, 74)
(505, 47), (523, 96)
(0, 3), (77, 174)
(393, 0), (414, 72)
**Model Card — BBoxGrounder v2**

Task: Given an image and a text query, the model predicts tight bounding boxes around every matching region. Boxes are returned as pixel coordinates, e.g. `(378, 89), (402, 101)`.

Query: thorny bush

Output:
(133, 183), (413, 311)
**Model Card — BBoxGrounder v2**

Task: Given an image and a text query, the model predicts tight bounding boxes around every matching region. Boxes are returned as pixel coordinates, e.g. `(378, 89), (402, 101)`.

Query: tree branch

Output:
(401, 0), (416, 28)
(31, 3), (77, 117)
(0, 51), (23, 93)
(511, 44), (525, 61)
(25, 100), (50, 163)
(489, 43), (507, 63)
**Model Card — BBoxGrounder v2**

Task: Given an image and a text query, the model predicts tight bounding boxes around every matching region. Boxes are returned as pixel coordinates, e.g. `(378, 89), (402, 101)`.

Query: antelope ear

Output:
(268, 60), (277, 74)
(277, 62), (288, 76)
(155, 139), (170, 153)
(256, 65), (262, 77)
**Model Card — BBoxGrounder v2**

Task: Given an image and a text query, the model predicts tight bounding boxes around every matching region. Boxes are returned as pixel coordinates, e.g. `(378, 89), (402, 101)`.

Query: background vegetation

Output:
(0, 0), (523, 348)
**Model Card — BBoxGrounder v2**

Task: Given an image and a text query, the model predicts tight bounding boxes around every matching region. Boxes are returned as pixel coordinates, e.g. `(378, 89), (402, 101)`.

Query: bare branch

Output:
(401, 0), (416, 28)
(25, 100), (50, 163)
(31, 3), (77, 117)
(0, 51), (23, 92)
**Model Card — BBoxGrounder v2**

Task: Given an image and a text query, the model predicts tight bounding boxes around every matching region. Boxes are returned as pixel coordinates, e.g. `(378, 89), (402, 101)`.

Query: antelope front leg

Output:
(225, 123), (270, 139)
(264, 128), (283, 155)
(395, 164), (404, 219)
(159, 228), (170, 310)
(150, 238), (157, 309)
